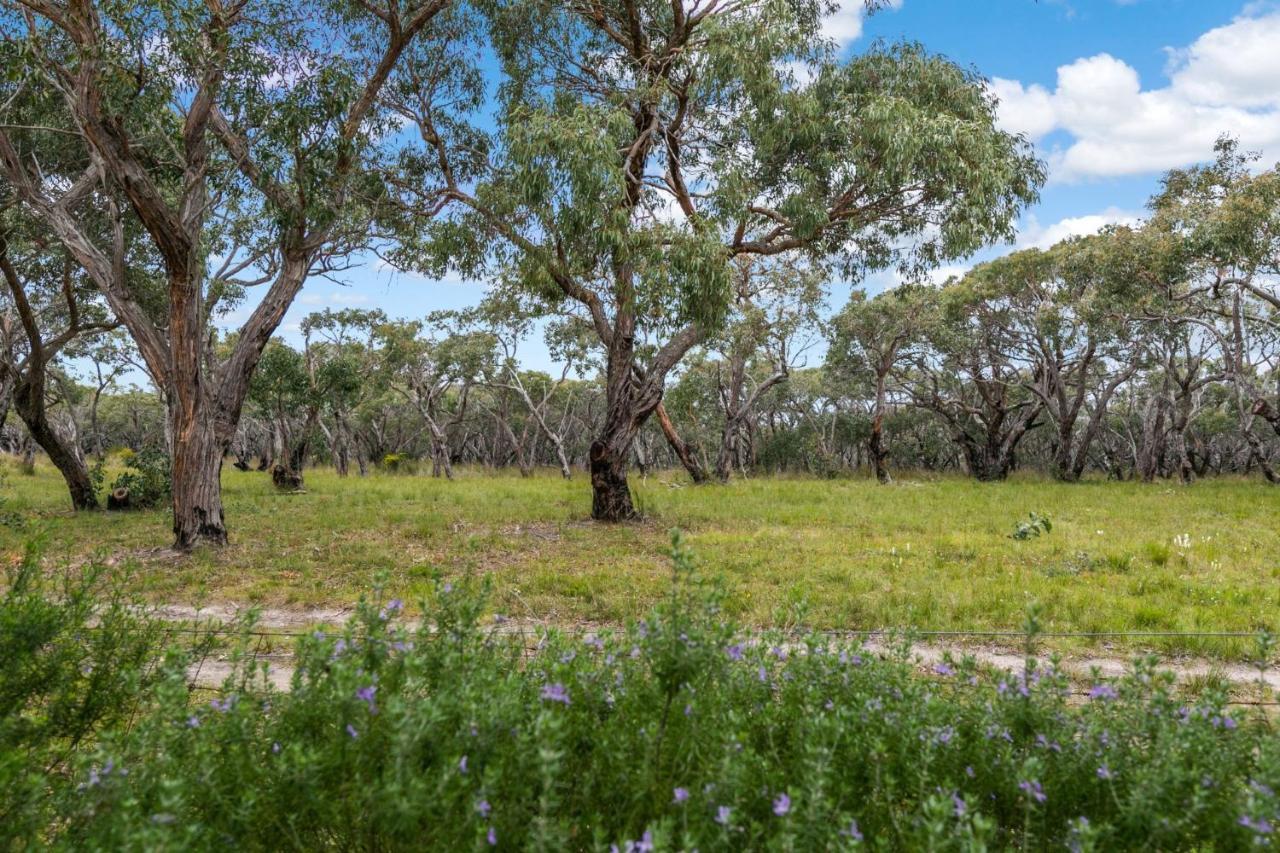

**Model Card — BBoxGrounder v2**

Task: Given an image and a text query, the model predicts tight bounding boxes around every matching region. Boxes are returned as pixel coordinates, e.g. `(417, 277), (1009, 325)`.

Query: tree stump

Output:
(106, 487), (131, 510)
(271, 464), (304, 492)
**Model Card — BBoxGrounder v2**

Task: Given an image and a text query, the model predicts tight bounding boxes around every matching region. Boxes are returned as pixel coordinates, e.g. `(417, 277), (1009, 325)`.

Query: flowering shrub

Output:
(6, 533), (1280, 850)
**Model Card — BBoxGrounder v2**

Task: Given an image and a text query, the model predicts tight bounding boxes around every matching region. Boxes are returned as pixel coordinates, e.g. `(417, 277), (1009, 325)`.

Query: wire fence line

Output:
(148, 618), (1280, 707)
(140, 622), (1275, 642)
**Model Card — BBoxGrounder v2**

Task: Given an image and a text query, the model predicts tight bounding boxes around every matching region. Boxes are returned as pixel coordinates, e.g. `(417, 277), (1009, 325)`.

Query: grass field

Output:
(2, 456), (1278, 658)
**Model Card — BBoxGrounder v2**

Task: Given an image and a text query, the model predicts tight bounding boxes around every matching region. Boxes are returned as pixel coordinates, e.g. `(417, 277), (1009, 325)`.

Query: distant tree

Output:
(828, 285), (927, 483)
(0, 227), (114, 509)
(1146, 139), (1280, 481)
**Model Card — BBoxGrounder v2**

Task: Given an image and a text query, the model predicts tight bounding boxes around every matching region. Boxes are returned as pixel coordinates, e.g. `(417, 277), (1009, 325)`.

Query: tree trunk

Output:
(870, 375), (891, 484)
(170, 397), (228, 550)
(590, 433), (637, 520)
(12, 370), (97, 510)
(655, 400), (707, 483)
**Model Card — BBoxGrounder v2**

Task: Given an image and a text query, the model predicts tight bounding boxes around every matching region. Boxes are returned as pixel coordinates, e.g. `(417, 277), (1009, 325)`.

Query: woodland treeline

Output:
(0, 0), (1276, 550)
(8, 140), (1280, 493)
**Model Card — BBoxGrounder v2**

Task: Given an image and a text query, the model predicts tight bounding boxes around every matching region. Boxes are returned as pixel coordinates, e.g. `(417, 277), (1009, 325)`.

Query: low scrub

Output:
(3, 535), (1279, 850)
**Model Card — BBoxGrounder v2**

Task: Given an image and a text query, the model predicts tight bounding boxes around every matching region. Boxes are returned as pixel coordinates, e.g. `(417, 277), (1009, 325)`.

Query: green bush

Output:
(109, 448), (171, 509)
(0, 538), (168, 843)
(381, 452), (419, 474)
(4, 534), (1280, 849)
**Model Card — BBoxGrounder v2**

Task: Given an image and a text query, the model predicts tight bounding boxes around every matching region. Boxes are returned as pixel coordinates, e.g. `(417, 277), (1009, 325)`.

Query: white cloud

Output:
(1167, 9), (1280, 108)
(990, 9), (1280, 181)
(821, 0), (903, 50)
(1016, 207), (1143, 250)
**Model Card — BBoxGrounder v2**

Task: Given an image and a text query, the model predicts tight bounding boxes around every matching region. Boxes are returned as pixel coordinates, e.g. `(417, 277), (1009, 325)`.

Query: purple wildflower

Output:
(459, 755), (468, 774)
(1240, 815), (1274, 835)
(1018, 779), (1046, 804)
(477, 799), (491, 817)
(757, 666), (768, 683)
(842, 820), (863, 841)
(673, 787), (689, 804)
(773, 793), (791, 816)
(487, 826), (497, 846)
(1089, 684), (1118, 701)
(726, 643), (744, 661)
(952, 793), (967, 817)
(346, 723), (359, 739)
(356, 684), (377, 714)
(933, 663), (954, 677)
(541, 682), (571, 705)
(186, 715), (200, 728)
(630, 830), (655, 853)
(380, 598), (404, 619)
(272, 742), (281, 754)
(715, 805), (732, 826)
(1097, 765), (1113, 780)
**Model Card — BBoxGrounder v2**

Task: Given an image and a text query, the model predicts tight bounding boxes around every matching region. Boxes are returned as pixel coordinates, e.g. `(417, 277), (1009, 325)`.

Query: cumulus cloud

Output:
(990, 8), (1280, 181)
(821, 0), (903, 48)
(1016, 207), (1143, 250)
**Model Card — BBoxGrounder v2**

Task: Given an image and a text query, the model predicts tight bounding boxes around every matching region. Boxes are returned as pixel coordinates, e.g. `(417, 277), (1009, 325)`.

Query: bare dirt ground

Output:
(167, 602), (1280, 696)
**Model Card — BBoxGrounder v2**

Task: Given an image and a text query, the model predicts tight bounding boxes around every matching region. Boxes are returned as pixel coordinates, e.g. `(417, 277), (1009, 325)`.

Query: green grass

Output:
(3, 455), (1279, 658)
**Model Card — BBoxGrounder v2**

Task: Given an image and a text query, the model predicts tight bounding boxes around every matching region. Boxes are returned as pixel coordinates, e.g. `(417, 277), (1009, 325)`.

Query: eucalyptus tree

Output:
(1, 0), (459, 547)
(245, 338), (317, 487)
(301, 308), (387, 476)
(1145, 139), (1280, 480)
(376, 314), (494, 478)
(906, 280), (1045, 482)
(958, 237), (1148, 482)
(392, 0), (1043, 518)
(467, 295), (593, 479)
(0, 226), (115, 508)
(704, 256), (822, 483)
(828, 284), (927, 483)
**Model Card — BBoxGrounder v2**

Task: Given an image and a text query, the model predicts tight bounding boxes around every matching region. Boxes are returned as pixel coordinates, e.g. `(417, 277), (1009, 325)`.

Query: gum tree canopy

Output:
(395, 0), (1045, 519)
(0, 0), (459, 548)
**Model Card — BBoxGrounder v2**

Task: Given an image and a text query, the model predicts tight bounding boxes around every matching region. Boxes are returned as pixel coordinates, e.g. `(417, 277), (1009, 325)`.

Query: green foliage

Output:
(1010, 512), (1053, 541)
(5, 532), (1280, 849)
(0, 539), (167, 843)
(109, 449), (172, 509)
(380, 453), (418, 474)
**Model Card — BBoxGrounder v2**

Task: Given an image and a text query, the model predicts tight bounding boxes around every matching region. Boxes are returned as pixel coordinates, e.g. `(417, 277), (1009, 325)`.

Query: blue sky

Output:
(253, 0), (1278, 373)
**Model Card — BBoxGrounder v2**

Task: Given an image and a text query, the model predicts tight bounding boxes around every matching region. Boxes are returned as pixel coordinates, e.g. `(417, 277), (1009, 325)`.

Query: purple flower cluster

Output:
(541, 682), (571, 705)
(1018, 779), (1047, 804)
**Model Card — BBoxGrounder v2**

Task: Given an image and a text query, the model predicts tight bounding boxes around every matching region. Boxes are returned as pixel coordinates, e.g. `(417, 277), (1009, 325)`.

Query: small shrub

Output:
(1144, 540), (1172, 567)
(108, 448), (171, 509)
(1010, 512), (1052, 540)
(381, 453), (418, 474)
